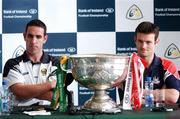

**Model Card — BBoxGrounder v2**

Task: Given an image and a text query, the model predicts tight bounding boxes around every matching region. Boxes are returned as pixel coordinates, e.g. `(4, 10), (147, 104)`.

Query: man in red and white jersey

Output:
(118, 21), (180, 106)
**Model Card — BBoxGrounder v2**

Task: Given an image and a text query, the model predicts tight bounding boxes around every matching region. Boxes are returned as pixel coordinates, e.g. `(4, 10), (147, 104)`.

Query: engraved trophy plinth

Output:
(70, 54), (130, 112)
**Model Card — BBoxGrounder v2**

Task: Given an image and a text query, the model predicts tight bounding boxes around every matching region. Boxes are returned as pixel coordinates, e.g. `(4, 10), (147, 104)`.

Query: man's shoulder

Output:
(44, 53), (59, 65)
(159, 57), (176, 66)
(49, 55), (59, 65)
(3, 55), (24, 77)
(5, 55), (24, 67)
(159, 57), (179, 78)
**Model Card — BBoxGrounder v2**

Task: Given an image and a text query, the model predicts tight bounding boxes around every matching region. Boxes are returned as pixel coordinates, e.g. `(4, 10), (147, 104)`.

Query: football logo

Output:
(12, 45), (25, 58)
(126, 4), (143, 20)
(164, 43), (180, 59)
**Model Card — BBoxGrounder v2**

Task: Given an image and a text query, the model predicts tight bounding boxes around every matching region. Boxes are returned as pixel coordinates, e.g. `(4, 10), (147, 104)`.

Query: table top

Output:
(1, 105), (180, 119)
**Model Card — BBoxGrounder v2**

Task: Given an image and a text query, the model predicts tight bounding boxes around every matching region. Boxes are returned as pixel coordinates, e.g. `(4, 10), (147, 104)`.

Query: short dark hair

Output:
(25, 19), (47, 35)
(135, 21), (160, 41)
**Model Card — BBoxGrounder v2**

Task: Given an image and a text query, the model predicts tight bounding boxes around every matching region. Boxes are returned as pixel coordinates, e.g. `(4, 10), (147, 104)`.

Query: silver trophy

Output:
(69, 54), (130, 112)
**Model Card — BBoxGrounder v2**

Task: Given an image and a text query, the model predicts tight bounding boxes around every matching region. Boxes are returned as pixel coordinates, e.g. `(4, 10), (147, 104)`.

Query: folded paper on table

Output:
(23, 110), (51, 116)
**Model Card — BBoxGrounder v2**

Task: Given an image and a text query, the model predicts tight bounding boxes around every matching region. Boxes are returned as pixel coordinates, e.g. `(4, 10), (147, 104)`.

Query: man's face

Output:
(135, 33), (157, 59)
(24, 26), (47, 55)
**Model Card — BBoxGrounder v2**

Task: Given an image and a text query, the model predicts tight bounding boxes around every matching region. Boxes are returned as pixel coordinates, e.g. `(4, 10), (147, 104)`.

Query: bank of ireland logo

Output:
(164, 43), (180, 59)
(126, 4), (143, 20)
(12, 45), (25, 58)
(125, 94), (130, 104)
(67, 47), (76, 53)
(29, 9), (37, 14)
(105, 8), (114, 13)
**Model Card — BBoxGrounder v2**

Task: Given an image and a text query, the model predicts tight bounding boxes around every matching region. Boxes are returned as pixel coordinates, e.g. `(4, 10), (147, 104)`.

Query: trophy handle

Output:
(60, 55), (72, 73)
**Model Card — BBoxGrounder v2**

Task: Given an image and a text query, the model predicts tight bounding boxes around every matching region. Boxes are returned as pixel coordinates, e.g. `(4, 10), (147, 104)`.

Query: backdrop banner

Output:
(0, 0), (180, 106)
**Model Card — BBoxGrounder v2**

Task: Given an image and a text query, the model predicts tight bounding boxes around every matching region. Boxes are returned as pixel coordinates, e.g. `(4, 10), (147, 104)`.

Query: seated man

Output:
(3, 19), (73, 106)
(118, 21), (180, 107)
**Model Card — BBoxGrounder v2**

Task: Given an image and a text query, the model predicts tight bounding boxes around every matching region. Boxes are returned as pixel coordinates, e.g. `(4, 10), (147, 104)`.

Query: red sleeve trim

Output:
(161, 58), (180, 79)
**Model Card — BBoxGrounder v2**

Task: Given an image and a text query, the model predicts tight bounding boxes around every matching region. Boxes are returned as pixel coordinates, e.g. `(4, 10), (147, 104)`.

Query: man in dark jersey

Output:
(3, 19), (73, 106)
(118, 21), (180, 106)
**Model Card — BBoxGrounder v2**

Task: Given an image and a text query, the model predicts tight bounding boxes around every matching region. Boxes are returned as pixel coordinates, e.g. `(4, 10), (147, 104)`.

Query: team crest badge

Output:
(164, 43), (180, 59)
(41, 68), (47, 76)
(126, 4), (143, 20)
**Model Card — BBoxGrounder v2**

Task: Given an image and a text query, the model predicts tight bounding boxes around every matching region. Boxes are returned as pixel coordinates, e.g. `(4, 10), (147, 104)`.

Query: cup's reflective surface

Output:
(70, 54), (130, 112)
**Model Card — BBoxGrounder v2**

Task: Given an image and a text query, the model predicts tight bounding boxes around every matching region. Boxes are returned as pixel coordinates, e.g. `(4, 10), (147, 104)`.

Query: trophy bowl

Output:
(69, 54), (130, 112)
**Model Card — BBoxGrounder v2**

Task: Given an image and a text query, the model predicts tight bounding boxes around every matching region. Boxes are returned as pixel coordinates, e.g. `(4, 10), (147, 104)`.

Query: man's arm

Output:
(10, 79), (56, 101)
(142, 88), (179, 105)
(35, 91), (53, 101)
(163, 89), (179, 104)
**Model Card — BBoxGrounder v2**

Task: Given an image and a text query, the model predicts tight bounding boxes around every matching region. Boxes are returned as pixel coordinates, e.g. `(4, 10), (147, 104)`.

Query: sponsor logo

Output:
(29, 9), (37, 14)
(12, 45), (25, 58)
(125, 94), (130, 104)
(153, 76), (160, 84)
(126, 4), (143, 20)
(164, 43), (180, 59)
(105, 8), (114, 13)
(67, 47), (76, 53)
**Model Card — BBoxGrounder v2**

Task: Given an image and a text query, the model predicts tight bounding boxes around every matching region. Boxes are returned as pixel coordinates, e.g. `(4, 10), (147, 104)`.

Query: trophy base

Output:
(82, 90), (121, 113)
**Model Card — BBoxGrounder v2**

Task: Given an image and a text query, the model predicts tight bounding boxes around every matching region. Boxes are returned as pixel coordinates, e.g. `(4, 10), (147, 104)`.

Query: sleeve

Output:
(165, 75), (180, 91)
(161, 58), (180, 79)
(3, 59), (25, 88)
(161, 59), (180, 96)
